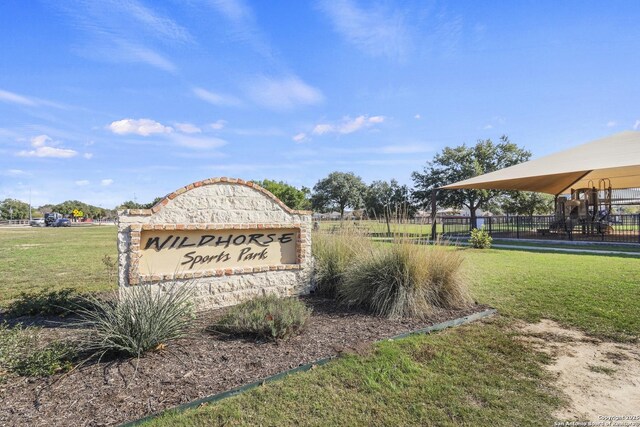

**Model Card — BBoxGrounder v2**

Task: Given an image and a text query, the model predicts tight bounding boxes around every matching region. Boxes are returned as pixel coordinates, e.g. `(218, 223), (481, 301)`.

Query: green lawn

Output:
(1, 226), (638, 426)
(464, 248), (640, 342)
(146, 321), (560, 427)
(0, 226), (117, 304)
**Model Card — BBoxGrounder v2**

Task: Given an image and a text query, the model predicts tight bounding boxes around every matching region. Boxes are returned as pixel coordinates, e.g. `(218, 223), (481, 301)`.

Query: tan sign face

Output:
(139, 228), (298, 276)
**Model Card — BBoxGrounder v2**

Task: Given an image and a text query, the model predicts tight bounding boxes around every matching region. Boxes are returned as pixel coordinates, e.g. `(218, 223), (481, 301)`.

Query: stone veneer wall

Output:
(117, 178), (313, 310)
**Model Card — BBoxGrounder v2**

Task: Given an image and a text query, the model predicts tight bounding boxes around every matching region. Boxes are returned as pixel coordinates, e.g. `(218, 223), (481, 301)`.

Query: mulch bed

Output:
(0, 297), (489, 427)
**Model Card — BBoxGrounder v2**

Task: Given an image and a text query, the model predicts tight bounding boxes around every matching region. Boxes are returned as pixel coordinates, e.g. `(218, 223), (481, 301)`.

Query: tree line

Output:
(1, 136), (556, 223)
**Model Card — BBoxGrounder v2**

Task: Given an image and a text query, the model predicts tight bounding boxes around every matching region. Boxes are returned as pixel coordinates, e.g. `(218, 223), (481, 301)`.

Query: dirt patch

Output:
(518, 319), (640, 421)
(0, 297), (488, 427)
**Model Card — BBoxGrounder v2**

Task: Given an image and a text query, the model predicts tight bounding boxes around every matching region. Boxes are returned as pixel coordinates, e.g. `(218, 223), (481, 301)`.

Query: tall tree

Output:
(311, 171), (367, 217)
(365, 180), (416, 234)
(253, 179), (311, 210)
(499, 191), (554, 216)
(0, 198), (30, 220)
(412, 136), (531, 228)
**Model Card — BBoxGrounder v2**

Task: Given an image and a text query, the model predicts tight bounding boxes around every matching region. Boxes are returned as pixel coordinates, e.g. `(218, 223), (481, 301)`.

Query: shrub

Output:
(469, 228), (492, 249)
(13, 341), (75, 377)
(312, 228), (371, 297)
(0, 322), (75, 378)
(5, 288), (87, 318)
(212, 295), (311, 341)
(339, 240), (470, 319)
(75, 284), (194, 358)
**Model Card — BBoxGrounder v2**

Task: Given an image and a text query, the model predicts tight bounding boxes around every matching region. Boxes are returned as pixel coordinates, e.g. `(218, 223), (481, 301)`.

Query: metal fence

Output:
(441, 214), (640, 244)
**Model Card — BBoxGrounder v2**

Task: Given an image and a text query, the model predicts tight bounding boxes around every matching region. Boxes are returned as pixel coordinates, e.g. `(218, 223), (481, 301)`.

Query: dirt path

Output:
(518, 319), (640, 422)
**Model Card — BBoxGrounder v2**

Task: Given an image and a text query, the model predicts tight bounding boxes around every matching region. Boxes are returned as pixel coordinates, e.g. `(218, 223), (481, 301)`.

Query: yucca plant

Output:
(339, 239), (470, 319)
(75, 283), (194, 358)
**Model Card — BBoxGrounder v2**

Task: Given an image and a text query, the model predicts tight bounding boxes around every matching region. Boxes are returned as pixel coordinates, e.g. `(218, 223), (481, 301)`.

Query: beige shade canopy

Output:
(441, 131), (640, 195)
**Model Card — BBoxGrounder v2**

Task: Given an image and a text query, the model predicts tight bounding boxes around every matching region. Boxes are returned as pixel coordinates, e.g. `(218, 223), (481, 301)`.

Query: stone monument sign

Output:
(117, 178), (312, 309)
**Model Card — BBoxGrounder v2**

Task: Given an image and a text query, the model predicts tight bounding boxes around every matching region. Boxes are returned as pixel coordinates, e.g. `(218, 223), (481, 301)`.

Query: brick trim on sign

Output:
(127, 223), (309, 285)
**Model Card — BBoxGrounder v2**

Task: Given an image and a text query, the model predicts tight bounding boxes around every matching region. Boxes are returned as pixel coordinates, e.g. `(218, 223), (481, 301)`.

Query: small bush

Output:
(0, 322), (75, 378)
(75, 284), (194, 358)
(14, 341), (76, 377)
(469, 228), (492, 249)
(5, 288), (87, 318)
(212, 295), (311, 341)
(312, 228), (371, 297)
(339, 240), (470, 319)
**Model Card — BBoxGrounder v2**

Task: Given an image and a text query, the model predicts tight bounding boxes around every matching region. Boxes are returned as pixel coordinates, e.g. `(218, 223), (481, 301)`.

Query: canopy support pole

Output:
(430, 190), (437, 241)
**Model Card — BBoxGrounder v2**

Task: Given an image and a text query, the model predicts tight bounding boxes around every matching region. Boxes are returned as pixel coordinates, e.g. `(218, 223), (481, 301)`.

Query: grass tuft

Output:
(211, 295), (311, 341)
(75, 283), (194, 358)
(339, 240), (470, 319)
(312, 227), (372, 297)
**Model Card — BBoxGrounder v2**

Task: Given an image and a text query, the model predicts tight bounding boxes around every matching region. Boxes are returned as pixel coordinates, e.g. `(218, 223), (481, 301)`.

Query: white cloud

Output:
(83, 153), (94, 159)
(169, 134), (227, 149)
(31, 135), (51, 147)
(318, 0), (410, 60)
(414, 114), (421, 119)
(4, 169), (28, 177)
(634, 120), (640, 130)
(193, 87), (243, 107)
(313, 124), (334, 135)
(483, 124), (493, 130)
(292, 132), (307, 142)
(174, 122), (202, 134)
(101, 179), (114, 186)
(75, 180), (90, 186)
(313, 115), (385, 135)
(16, 134), (78, 158)
(18, 146), (78, 158)
(245, 76), (324, 110)
(210, 120), (227, 130)
(606, 120), (617, 127)
(108, 118), (173, 136)
(0, 89), (37, 106)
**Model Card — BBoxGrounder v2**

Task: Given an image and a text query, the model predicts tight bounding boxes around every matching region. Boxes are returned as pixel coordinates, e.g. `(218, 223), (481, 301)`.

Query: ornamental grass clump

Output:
(75, 284), (194, 358)
(312, 227), (371, 297)
(339, 240), (470, 320)
(211, 294), (311, 341)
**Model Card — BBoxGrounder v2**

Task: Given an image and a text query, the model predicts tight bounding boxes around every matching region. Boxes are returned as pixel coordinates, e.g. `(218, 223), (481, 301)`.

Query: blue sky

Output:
(1, 0), (639, 208)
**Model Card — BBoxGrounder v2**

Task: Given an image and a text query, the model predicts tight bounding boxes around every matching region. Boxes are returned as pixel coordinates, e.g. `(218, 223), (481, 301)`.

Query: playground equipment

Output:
(549, 179), (613, 235)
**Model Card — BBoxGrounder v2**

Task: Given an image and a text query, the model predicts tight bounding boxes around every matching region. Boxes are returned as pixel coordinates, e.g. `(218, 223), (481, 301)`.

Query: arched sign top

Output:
(123, 177), (311, 217)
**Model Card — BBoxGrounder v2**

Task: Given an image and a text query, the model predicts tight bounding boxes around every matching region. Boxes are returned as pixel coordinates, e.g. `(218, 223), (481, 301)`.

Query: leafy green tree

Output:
(412, 136), (531, 228)
(311, 171), (367, 217)
(118, 197), (164, 210)
(365, 180), (416, 234)
(0, 199), (30, 220)
(499, 192), (554, 216)
(253, 180), (311, 210)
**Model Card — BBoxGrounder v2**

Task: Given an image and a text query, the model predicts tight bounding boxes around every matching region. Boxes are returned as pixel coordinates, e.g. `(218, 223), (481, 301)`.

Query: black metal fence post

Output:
(516, 216), (520, 239)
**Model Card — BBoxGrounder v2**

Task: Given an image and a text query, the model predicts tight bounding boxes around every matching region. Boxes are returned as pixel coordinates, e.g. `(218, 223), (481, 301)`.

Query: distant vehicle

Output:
(44, 212), (62, 227)
(30, 218), (45, 227)
(53, 218), (71, 227)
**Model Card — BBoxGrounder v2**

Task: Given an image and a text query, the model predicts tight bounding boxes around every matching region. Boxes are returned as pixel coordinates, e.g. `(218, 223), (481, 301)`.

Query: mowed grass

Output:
(464, 248), (640, 342)
(1, 226), (638, 425)
(146, 322), (561, 427)
(0, 226), (117, 305)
